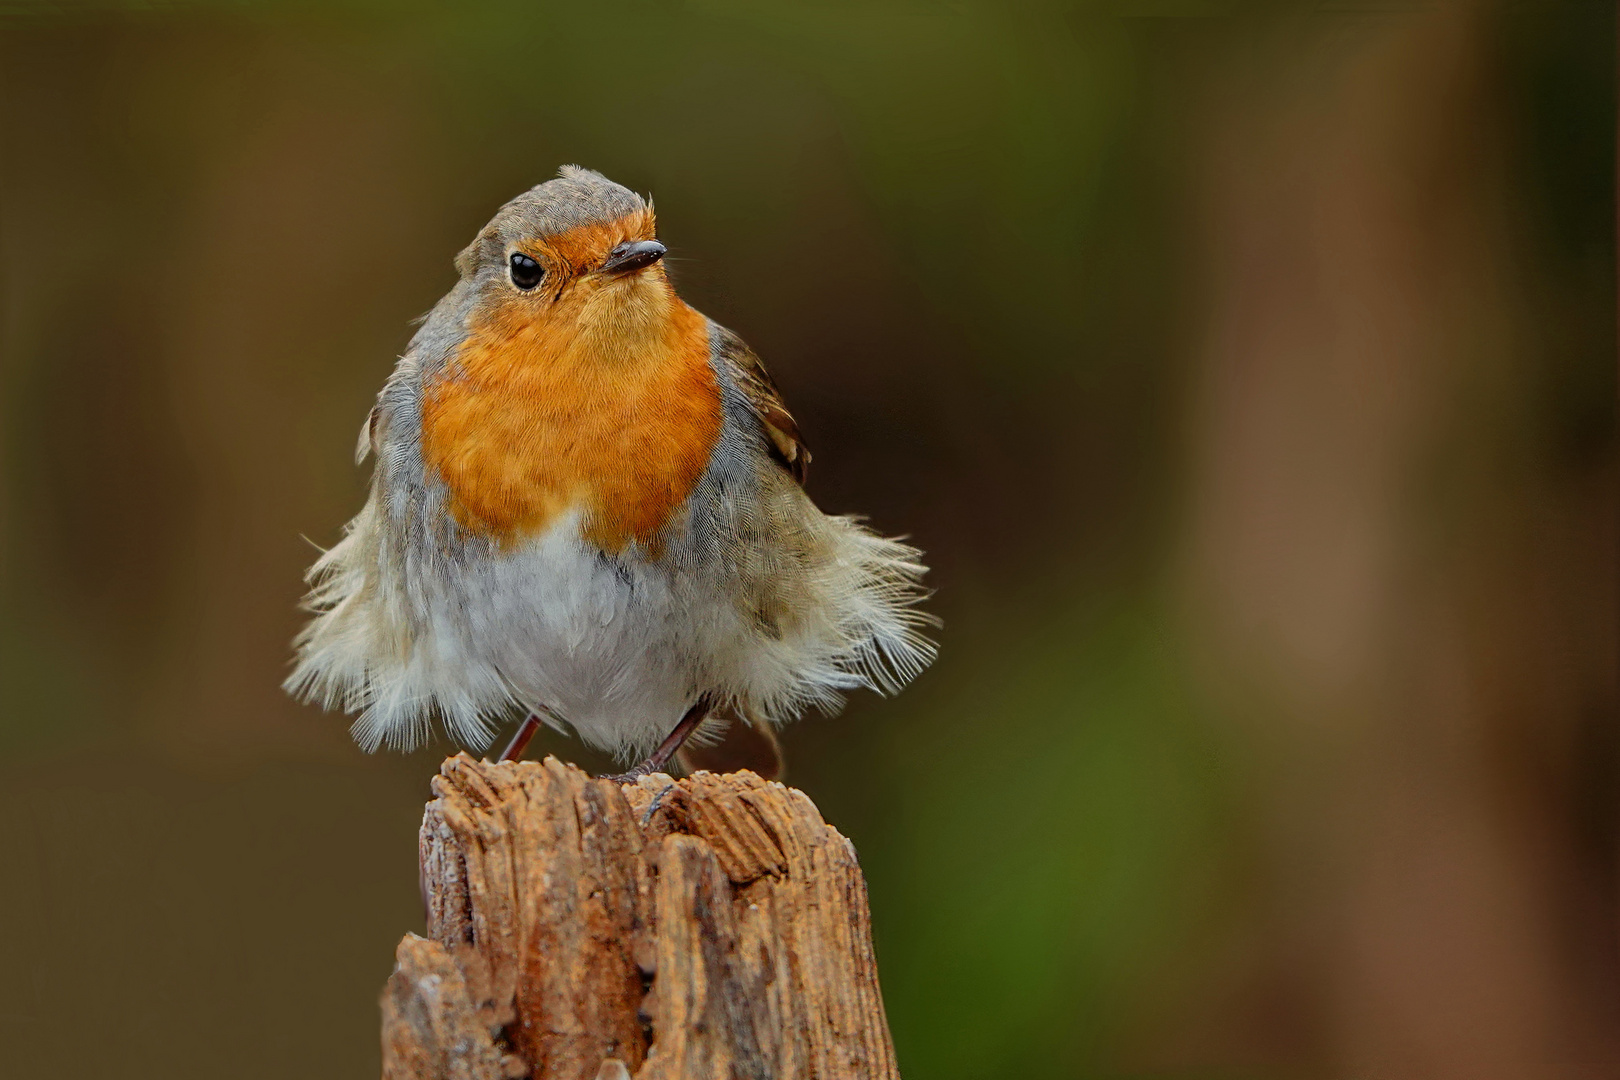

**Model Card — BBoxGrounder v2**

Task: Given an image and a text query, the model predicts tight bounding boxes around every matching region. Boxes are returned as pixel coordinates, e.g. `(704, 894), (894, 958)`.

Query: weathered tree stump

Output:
(381, 754), (900, 1080)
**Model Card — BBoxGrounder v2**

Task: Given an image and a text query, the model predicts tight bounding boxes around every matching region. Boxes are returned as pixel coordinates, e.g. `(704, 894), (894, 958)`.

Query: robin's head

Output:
(453, 167), (673, 361)
(420, 168), (721, 549)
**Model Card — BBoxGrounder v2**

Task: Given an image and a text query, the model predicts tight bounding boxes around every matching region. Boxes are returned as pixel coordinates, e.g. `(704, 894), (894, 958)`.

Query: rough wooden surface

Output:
(381, 754), (899, 1080)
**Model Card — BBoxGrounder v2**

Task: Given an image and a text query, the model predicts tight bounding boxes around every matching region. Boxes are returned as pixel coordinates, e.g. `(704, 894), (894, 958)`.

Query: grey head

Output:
(454, 166), (649, 279)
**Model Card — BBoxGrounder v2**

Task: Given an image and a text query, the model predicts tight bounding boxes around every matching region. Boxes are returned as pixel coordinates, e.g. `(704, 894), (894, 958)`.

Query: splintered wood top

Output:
(382, 754), (899, 1080)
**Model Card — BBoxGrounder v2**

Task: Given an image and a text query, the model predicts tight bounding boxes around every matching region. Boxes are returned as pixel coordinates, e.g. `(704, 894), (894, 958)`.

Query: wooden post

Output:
(381, 754), (900, 1080)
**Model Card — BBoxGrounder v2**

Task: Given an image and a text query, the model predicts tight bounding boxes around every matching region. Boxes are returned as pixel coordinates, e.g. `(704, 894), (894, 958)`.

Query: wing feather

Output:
(714, 326), (811, 486)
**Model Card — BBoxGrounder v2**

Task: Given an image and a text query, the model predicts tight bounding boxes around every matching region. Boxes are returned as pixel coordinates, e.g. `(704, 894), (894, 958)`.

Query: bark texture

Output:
(381, 754), (899, 1080)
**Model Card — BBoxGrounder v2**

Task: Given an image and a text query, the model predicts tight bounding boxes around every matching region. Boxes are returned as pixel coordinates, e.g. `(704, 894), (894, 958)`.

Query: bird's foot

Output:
(601, 761), (660, 785)
(598, 694), (715, 784)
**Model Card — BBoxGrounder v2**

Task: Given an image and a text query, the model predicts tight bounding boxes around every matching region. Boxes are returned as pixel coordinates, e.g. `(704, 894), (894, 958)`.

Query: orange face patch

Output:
(421, 214), (721, 554)
(515, 207), (657, 289)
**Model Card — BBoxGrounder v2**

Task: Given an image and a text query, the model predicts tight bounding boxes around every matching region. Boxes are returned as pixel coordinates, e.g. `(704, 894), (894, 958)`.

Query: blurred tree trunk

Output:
(381, 755), (899, 1080)
(1174, 1), (1618, 1075)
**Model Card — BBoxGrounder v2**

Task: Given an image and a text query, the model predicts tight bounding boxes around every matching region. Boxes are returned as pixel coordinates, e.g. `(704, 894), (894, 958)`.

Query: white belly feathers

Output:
(440, 507), (703, 757)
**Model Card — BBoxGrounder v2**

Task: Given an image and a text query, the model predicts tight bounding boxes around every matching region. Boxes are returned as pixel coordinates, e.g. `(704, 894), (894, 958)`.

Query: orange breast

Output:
(420, 287), (721, 554)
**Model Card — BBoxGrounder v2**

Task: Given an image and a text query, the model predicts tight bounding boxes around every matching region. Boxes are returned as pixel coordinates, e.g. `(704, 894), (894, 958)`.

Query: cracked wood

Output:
(381, 755), (899, 1080)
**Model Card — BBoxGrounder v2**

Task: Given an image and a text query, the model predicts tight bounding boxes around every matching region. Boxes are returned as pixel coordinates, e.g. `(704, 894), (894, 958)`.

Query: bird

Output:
(285, 166), (936, 780)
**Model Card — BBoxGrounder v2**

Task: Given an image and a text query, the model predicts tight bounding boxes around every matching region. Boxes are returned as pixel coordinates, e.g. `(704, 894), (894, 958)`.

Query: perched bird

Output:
(286, 166), (936, 778)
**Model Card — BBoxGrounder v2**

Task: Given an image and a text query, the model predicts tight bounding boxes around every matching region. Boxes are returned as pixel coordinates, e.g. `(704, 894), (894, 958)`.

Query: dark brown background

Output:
(0, 2), (1613, 1077)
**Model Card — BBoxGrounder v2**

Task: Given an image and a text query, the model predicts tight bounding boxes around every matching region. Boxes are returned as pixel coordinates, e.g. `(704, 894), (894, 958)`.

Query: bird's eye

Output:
(509, 252), (545, 290)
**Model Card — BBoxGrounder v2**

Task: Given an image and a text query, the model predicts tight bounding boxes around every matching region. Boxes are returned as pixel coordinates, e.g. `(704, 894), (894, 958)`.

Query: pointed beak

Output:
(601, 239), (667, 275)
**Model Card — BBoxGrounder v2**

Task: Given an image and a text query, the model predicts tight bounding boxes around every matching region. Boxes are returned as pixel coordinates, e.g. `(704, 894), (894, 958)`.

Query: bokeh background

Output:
(1, 1), (1613, 1076)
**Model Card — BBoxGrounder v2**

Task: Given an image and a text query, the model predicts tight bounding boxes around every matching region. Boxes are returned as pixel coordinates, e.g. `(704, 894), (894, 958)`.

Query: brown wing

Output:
(716, 327), (811, 486)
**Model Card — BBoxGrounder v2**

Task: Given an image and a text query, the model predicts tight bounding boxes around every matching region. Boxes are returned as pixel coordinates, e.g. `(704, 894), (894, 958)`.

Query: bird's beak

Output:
(600, 239), (667, 276)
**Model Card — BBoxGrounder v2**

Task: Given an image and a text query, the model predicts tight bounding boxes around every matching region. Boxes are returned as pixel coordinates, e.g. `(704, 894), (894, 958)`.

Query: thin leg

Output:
(604, 694), (714, 783)
(497, 713), (543, 763)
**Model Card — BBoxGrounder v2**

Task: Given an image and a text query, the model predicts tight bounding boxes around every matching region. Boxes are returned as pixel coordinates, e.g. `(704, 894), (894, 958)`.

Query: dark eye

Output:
(509, 252), (544, 290)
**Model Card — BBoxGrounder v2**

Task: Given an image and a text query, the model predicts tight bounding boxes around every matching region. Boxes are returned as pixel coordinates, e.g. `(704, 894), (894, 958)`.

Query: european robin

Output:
(286, 166), (936, 779)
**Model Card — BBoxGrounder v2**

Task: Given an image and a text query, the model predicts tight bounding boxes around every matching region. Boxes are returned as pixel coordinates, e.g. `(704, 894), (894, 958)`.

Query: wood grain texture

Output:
(382, 754), (899, 1080)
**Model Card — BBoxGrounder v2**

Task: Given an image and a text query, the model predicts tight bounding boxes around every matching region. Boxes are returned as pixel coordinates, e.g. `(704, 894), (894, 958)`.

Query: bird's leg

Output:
(496, 713), (543, 763)
(604, 695), (715, 784)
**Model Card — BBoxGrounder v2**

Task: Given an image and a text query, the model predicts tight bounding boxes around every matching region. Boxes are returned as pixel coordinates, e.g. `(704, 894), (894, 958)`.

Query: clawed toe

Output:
(600, 765), (655, 784)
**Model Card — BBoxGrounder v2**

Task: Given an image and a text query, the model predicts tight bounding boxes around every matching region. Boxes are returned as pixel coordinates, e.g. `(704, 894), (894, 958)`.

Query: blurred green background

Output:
(0, 1), (1613, 1077)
